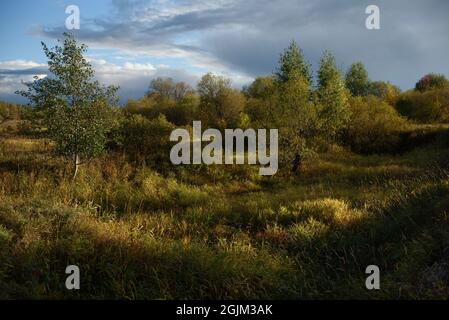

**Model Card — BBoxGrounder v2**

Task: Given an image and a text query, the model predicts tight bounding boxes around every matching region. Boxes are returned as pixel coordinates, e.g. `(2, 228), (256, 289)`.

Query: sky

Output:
(1, 0), (449, 104)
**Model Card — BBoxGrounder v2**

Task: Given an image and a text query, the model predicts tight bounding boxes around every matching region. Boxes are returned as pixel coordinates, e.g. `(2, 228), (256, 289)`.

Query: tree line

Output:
(3, 33), (448, 177)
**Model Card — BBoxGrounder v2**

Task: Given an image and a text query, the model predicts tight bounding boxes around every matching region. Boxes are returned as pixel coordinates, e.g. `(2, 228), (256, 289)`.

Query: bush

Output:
(368, 81), (401, 106)
(125, 96), (160, 118)
(119, 114), (176, 167)
(344, 96), (407, 153)
(396, 88), (449, 123)
(0, 101), (22, 125)
(164, 93), (199, 126)
(125, 93), (199, 126)
(415, 74), (449, 92)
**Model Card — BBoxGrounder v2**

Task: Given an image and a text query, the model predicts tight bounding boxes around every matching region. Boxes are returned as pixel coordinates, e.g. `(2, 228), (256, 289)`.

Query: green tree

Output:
(415, 73), (449, 92)
(277, 72), (320, 170)
(147, 77), (193, 101)
(167, 92), (199, 125)
(197, 73), (244, 130)
(345, 62), (370, 96)
(396, 88), (449, 123)
(316, 50), (350, 139)
(244, 76), (276, 99)
(250, 70), (320, 172)
(344, 96), (407, 153)
(17, 33), (119, 178)
(173, 81), (194, 101)
(276, 40), (312, 84)
(147, 77), (175, 100)
(119, 114), (175, 166)
(369, 81), (401, 105)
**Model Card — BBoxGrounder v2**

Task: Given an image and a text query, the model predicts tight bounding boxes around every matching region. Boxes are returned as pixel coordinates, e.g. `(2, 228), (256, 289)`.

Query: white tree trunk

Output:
(73, 154), (80, 179)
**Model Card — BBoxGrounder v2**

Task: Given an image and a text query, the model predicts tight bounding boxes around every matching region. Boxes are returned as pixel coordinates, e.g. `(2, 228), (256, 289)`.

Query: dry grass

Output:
(0, 125), (449, 299)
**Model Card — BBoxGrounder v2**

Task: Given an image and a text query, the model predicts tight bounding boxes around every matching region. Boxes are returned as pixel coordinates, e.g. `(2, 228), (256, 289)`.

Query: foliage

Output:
(415, 73), (449, 92)
(244, 76), (276, 99)
(119, 114), (176, 167)
(276, 73), (321, 166)
(276, 40), (312, 84)
(344, 96), (407, 153)
(125, 95), (159, 118)
(244, 76), (276, 124)
(396, 88), (449, 123)
(16, 33), (119, 177)
(369, 81), (401, 105)
(147, 77), (193, 102)
(197, 73), (245, 130)
(165, 92), (200, 126)
(246, 71), (321, 171)
(126, 91), (199, 126)
(316, 51), (350, 139)
(0, 102), (21, 123)
(345, 62), (370, 96)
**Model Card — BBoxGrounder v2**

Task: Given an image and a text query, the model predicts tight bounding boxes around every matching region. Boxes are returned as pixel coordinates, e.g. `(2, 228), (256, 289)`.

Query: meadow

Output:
(1, 35), (449, 300)
(1, 119), (448, 299)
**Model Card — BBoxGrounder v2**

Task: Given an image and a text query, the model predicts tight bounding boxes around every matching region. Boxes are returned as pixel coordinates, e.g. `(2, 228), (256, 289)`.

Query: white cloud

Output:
(0, 60), (48, 98)
(123, 62), (156, 73)
(0, 60), (46, 70)
(0, 57), (201, 104)
(86, 58), (200, 102)
(87, 58), (157, 81)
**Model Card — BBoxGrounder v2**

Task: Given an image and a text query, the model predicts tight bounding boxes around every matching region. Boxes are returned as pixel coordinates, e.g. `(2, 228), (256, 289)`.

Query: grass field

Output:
(0, 121), (449, 299)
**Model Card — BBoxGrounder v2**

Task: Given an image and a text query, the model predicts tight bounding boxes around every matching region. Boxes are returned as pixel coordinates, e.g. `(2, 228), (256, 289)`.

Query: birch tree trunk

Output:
(73, 154), (80, 179)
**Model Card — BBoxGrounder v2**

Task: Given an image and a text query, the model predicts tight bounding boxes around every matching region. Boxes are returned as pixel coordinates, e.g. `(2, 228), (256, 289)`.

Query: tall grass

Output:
(0, 128), (448, 299)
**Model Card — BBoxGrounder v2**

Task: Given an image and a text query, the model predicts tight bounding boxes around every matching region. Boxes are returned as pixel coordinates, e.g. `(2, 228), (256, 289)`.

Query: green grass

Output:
(0, 125), (448, 299)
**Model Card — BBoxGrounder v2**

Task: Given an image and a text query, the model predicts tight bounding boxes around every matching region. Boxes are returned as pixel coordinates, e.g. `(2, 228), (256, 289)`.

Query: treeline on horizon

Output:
(1, 34), (449, 174)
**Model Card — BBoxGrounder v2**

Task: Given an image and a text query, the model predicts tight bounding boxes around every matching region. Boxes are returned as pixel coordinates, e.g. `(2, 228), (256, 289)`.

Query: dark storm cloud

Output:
(35, 0), (449, 89)
(202, 0), (449, 88)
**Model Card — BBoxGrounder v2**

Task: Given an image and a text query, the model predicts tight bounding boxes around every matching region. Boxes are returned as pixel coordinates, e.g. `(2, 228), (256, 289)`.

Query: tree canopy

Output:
(345, 62), (370, 96)
(276, 40), (312, 84)
(16, 32), (119, 178)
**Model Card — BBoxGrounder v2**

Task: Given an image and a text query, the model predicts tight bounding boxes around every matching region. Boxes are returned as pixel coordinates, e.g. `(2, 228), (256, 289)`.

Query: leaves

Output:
(345, 62), (370, 97)
(276, 40), (312, 84)
(16, 33), (119, 161)
(317, 51), (350, 139)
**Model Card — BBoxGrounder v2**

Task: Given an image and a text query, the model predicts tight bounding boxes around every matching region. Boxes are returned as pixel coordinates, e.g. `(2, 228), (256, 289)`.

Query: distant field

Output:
(1, 122), (448, 299)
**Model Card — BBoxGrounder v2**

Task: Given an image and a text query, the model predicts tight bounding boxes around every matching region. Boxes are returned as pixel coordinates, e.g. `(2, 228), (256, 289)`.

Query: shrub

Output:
(415, 74), (449, 92)
(0, 102), (21, 123)
(396, 88), (449, 123)
(125, 92), (199, 126)
(368, 81), (401, 105)
(119, 114), (176, 167)
(344, 96), (407, 153)
(125, 96), (160, 118)
(164, 93), (199, 126)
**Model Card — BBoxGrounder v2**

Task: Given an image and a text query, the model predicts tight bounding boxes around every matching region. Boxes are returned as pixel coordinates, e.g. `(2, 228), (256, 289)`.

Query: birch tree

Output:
(17, 33), (119, 178)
